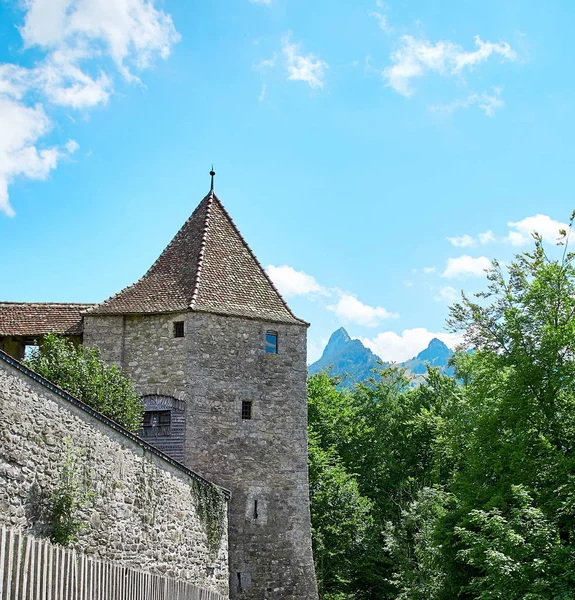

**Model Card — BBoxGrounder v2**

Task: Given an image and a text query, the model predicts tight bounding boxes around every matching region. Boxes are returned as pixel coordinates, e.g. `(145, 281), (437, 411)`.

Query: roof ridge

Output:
(189, 192), (215, 310)
(206, 194), (307, 326)
(0, 302), (95, 306)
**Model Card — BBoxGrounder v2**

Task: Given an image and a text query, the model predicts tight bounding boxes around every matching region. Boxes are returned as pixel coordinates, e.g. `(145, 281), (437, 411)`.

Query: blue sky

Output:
(0, 0), (573, 363)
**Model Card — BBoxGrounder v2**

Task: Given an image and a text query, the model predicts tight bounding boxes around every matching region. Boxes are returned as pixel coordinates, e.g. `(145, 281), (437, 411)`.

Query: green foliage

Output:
(308, 367), (463, 599)
(309, 430), (373, 599)
(455, 485), (572, 600)
(308, 213), (575, 599)
(26, 333), (143, 432)
(191, 479), (227, 555)
(50, 438), (95, 546)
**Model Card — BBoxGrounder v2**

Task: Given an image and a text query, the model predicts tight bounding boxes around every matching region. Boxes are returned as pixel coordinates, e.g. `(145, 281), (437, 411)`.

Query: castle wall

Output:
(0, 354), (229, 596)
(83, 311), (319, 600)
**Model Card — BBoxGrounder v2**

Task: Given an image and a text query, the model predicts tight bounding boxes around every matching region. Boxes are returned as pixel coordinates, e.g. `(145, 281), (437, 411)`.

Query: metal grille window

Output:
(173, 321), (185, 338)
(241, 400), (252, 420)
(265, 331), (278, 354)
(143, 410), (171, 436)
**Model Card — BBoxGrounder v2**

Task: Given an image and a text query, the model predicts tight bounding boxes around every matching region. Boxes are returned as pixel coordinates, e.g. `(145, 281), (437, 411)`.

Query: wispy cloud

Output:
(266, 265), (324, 297)
(430, 87), (505, 117)
(281, 33), (328, 89)
(370, 11), (391, 33)
(447, 234), (475, 248)
(506, 214), (568, 246)
(383, 35), (516, 97)
(254, 57), (276, 69)
(445, 215), (567, 250)
(441, 255), (492, 279)
(0, 0), (180, 216)
(478, 230), (496, 244)
(361, 328), (462, 362)
(267, 263), (398, 327)
(433, 285), (459, 303)
(328, 294), (398, 327)
(258, 83), (267, 102)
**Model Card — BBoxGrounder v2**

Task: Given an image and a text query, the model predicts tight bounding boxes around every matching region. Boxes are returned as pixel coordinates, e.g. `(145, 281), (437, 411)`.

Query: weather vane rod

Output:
(210, 165), (215, 192)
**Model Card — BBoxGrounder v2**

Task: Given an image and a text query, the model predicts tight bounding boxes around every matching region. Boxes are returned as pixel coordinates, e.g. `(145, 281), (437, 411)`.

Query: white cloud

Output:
(64, 139), (80, 154)
(281, 33), (328, 89)
(370, 12), (391, 33)
(423, 266), (436, 273)
(478, 230), (496, 244)
(361, 328), (462, 362)
(506, 214), (568, 246)
(266, 265), (324, 297)
(0, 99), (57, 216)
(430, 87), (505, 117)
(21, 0), (180, 81)
(441, 255), (491, 279)
(434, 285), (459, 303)
(384, 35), (516, 97)
(447, 234), (475, 248)
(328, 294), (398, 327)
(0, 0), (179, 216)
(35, 50), (113, 108)
(254, 57), (276, 69)
(258, 83), (267, 102)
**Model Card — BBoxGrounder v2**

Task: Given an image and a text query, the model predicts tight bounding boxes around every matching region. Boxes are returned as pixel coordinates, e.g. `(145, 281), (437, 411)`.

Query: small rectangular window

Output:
(173, 321), (185, 338)
(241, 400), (252, 420)
(265, 331), (278, 354)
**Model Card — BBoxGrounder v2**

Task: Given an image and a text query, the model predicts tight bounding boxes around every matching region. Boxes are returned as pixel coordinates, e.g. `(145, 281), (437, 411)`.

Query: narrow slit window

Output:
(265, 331), (278, 354)
(173, 321), (185, 338)
(254, 500), (258, 519)
(241, 400), (252, 420)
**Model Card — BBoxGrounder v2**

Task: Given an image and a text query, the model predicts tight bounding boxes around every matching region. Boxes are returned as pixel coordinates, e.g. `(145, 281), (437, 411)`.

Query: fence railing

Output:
(0, 525), (227, 600)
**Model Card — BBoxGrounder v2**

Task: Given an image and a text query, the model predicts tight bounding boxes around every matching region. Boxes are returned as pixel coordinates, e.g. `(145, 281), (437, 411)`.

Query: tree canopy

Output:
(26, 334), (143, 433)
(308, 214), (575, 599)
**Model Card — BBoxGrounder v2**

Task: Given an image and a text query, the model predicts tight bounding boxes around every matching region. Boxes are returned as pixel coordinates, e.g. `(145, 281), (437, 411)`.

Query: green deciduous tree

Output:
(309, 213), (575, 599)
(26, 334), (143, 432)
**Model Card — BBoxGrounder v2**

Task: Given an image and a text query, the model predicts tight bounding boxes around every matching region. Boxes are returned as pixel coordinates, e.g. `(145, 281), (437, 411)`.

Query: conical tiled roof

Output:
(87, 193), (305, 325)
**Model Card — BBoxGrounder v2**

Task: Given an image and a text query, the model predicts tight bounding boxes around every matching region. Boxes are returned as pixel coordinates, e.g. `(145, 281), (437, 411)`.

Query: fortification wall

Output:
(0, 353), (229, 597)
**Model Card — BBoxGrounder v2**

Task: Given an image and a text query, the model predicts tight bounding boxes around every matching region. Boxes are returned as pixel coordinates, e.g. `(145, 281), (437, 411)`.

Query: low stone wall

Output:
(0, 352), (229, 597)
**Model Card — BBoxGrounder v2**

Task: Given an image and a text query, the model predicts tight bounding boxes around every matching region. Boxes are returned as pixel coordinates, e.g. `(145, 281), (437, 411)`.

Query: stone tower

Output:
(82, 190), (319, 599)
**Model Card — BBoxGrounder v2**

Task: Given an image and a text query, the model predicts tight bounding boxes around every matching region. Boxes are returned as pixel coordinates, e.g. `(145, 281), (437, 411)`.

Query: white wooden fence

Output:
(0, 526), (226, 600)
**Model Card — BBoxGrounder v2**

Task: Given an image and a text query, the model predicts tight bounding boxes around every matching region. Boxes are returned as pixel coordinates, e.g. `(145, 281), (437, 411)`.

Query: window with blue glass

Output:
(265, 331), (278, 354)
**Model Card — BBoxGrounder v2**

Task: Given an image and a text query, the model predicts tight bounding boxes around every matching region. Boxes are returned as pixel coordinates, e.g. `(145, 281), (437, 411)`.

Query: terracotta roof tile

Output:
(87, 193), (306, 325)
(0, 303), (94, 337)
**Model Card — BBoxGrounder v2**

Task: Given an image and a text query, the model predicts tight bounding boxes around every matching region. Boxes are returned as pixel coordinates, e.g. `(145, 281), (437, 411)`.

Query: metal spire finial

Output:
(209, 165), (215, 192)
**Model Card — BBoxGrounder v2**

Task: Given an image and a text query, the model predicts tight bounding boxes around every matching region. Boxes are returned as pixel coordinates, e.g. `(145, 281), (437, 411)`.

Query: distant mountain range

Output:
(308, 327), (454, 388)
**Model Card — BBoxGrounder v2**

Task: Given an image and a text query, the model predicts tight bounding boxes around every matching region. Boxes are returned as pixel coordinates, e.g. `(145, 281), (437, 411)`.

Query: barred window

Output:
(143, 410), (171, 436)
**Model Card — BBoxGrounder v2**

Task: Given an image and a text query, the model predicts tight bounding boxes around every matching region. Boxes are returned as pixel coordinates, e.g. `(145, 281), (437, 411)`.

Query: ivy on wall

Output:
(191, 479), (227, 555)
(50, 438), (96, 546)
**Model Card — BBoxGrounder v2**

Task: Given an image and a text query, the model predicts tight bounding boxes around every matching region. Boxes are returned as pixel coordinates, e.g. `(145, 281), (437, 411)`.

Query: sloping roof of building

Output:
(0, 303), (94, 337)
(87, 192), (306, 325)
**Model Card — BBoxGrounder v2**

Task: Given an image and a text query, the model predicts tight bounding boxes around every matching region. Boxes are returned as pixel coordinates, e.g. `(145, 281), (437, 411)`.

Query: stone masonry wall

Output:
(84, 311), (319, 600)
(0, 355), (229, 597)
